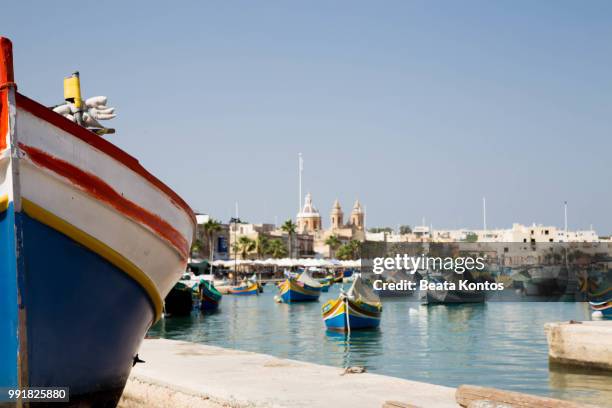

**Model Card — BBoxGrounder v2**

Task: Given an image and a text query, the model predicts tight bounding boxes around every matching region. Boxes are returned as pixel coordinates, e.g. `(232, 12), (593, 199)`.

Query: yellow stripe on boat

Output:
(0, 194), (8, 213)
(21, 198), (163, 322)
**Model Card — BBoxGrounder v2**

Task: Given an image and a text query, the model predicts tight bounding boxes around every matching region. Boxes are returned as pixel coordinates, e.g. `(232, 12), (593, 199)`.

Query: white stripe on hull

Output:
(16, 108), (193, 241)
(19, 161), (186, 297)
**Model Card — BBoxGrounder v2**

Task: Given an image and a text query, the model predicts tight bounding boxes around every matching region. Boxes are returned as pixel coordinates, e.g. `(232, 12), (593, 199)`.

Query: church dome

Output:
(298, 193), (320, 217)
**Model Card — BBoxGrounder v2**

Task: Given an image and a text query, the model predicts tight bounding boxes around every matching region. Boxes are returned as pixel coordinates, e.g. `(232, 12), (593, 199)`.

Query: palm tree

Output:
(337, 240), (361, 260)
(347, 240), (361, 259)
(267, 239), (288, 259)
(324, 235), (341, 259)
(202, 218), (221, 275)
(255, 235), (270, 259)
(190, 239), (204, 257)
(281, 219), (297, 258)
(237, 236), (255, 260)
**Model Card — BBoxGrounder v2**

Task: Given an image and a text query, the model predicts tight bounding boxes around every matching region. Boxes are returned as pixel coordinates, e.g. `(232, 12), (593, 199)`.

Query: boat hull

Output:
(200, 282), (222, 311)
(0, 37), (195, 407)
(590, 300), (612, 318)
(278, 279), (321, 303)
(14, 212), (154, 405)
(322, 297), (381, 331)
(421, 289), (485, 304)
(164, 285), (194, 317)
(229, 283), (259, 295)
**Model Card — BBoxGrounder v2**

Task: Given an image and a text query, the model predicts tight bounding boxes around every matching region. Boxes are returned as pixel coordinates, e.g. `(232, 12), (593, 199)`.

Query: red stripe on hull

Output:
(15, 93), (195, 225)
(0, 91), (7, 152)
(20, 143), (189, 259)
(0, 37), (13, 152)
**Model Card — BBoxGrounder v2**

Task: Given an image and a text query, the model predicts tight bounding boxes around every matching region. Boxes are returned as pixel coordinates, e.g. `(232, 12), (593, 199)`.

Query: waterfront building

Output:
(193, 213), (230, 261)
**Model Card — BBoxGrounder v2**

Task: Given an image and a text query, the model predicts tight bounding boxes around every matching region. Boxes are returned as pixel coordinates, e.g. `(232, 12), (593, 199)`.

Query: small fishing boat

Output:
(579, 262), (611, 318)
(420, 272), (486, 305)
(249, 273), (264, 293)
(320, 280), (332, 292)
(277, 271), (322, 303)
(164, 281), (195, 317)
(589, 300), (612, 318)
(229, 281), (259, 295)
(421, 286), (486, 304)
(322, 277), (382, 331)
(319, 275), (333, 292)
(199, 279), (222, 311)
(0, 38), (195, 405)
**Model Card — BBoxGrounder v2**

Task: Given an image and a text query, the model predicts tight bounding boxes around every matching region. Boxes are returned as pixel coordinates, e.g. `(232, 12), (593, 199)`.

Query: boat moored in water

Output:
(322, 276), (382, 331)
(164, 280), (197, 317)
(199, 279), (222, 311)
(229, 281), (259, 295)
(319, 275), (333, 292)
(277, 271), (322, 303)
(0, 38), (195, 406)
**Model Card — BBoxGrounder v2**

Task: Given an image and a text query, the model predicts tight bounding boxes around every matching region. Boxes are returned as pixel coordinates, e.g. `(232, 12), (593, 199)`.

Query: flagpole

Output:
(298, 153), (303, 212)
(483, 197), (487, 231)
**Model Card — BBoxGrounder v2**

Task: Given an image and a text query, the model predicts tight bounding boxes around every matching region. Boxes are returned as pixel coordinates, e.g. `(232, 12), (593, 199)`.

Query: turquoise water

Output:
(149, 285), (612, 407)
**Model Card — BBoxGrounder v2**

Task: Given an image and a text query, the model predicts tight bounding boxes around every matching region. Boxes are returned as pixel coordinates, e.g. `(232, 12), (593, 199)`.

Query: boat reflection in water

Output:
(324, 329), (383, 370)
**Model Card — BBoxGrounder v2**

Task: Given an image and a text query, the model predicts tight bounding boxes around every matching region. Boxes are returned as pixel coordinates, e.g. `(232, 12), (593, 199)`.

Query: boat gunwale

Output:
(14, 93), (196, 228)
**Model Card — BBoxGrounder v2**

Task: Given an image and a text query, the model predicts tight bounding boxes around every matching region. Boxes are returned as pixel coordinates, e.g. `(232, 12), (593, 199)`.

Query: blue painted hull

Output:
(200, 298), (220, 311)
(0, 203), (18, 388)
(200, 283), (221, 311)
(324, 311), (381, 330)
(232, 289), (258, 296)
(1, 211), (154, 405)
(280, 287), (320, 303)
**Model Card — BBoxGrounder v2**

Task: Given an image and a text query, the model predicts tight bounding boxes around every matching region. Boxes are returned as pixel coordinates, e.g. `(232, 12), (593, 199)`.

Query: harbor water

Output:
(149, 285), (612, 407)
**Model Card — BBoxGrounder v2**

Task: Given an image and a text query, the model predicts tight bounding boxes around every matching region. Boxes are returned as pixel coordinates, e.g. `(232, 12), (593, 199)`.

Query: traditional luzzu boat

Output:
(165, 280), (197, 317)
(0, 38), (195, 405)
(319, 276), (333, 292)
(322, 277), (382, 331)
(579, 263), (611, 318)
(589, 300), (612, 318)
(229, 280), (259, 295)
(278, 271), (322, 303)
(199, 279), (222, 311)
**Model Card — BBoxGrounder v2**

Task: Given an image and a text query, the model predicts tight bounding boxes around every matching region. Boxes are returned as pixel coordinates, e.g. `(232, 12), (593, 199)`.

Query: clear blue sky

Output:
(5, 1), (612, 233)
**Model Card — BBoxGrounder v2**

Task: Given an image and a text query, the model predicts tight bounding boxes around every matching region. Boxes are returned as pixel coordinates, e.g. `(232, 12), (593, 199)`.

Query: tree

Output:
(267, 239), (288, 259)
(324, 234), (342, 259)
(202, 218), (222, 274)
(281, 219), (297, 258)
(255, 235), (270, 259)
(337, 240), (361, 260)
(190, 239), (204, 256)
(237, 236), (255, 260)
(464, 232), (478, 243)
(399, 225), (412, 235)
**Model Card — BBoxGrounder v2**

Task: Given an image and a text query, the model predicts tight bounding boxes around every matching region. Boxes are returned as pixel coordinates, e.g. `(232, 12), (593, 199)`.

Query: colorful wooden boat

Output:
(164, 281), (195, 317)
(199, 279), (222, 311)
(0, 38), (195, 406)
(322, 277), (382, 331)
(278, 272), (322, 303)
(319, 275), (333, 292)
(229, 281), (259, 295)
(589, 300), (612, 318)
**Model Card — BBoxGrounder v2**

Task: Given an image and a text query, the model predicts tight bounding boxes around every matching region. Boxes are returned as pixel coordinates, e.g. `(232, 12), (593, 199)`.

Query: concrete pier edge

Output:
(119, 338), (458, 408)
(545, 321), (612, 371)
